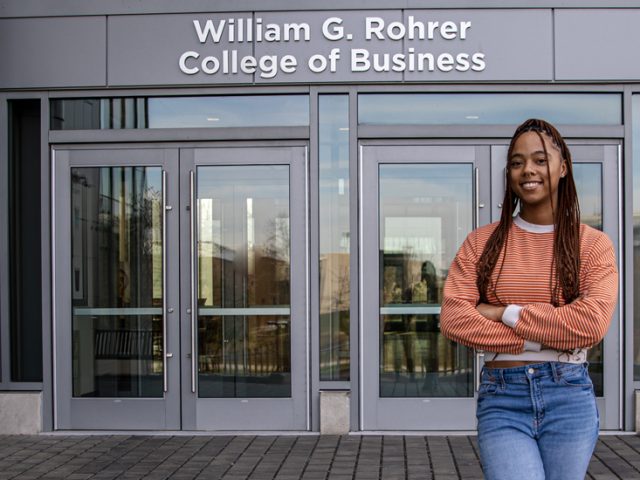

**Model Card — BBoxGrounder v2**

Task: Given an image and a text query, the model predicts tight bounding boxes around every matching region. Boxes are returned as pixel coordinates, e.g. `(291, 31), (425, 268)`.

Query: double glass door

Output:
(360, 142), (621, 431)
(53, 145), (308, 430)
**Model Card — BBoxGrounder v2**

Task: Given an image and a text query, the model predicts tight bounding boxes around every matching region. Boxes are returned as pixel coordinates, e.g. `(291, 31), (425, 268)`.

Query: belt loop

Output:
(499, 369), (506, 390)
(550, 362), (560, 383)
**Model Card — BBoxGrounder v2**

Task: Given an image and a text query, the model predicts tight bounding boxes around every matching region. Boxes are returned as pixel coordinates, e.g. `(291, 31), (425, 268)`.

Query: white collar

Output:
(513, 214), (554, 233)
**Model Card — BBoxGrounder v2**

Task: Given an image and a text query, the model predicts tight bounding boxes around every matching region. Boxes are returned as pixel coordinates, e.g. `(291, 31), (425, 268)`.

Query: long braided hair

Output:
(476, 118), (581, 307)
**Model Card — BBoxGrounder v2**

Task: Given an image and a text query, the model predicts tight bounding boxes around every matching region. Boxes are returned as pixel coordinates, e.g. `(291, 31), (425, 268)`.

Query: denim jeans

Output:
(476, 362), (599, 480)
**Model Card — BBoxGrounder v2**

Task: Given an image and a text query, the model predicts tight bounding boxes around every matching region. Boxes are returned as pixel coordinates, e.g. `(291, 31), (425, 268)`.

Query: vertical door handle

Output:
(162, 170), (169, 392)
(190, 170), (197, 393)
(475, 351), (485, 392)
(474, 167), (480, 229)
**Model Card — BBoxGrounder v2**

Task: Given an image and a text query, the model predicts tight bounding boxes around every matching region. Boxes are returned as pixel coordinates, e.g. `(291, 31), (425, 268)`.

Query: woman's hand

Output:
(476, 303), (506, 322)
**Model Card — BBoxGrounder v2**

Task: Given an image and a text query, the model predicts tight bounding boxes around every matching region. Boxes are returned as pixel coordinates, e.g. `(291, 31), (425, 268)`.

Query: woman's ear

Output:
(560, 161), (568, 178)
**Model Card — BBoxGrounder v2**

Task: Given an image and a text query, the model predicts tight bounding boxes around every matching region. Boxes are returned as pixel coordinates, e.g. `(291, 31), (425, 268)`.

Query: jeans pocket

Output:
(478, 381), (498, 396)
(557, 364), (593, 388)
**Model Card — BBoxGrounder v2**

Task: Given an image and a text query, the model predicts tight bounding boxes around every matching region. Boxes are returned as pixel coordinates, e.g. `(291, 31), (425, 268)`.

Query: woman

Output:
(440, 118), (618, 480)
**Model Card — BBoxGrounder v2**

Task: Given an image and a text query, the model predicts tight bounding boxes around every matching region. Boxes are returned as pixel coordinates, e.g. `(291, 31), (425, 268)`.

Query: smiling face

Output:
(508, 131), (567, 224)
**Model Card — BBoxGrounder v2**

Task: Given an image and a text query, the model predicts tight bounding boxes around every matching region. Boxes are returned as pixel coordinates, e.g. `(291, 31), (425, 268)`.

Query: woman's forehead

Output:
(512, 131), (561, 154)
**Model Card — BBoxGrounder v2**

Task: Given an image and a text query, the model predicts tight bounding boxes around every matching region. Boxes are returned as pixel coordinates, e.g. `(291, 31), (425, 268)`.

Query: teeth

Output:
(521, 182), (541, 189)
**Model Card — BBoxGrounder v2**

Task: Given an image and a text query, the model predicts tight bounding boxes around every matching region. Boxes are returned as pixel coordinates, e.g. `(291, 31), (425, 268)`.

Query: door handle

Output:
(475, 351), (485, 392)
(190, 170), (197, 394)
(162, 170), (169, 393)
(474, 167), (480, 228)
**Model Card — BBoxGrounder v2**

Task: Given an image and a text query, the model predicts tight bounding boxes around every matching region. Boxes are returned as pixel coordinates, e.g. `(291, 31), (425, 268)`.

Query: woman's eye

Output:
(535, 157), (547, 164)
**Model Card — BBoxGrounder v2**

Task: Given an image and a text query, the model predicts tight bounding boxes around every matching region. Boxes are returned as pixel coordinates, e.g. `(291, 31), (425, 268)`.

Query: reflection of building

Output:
(1, 2), (640, 434)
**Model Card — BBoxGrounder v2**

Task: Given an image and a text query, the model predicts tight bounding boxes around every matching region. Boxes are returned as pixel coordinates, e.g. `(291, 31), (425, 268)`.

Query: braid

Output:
(476, 119), (581, 306)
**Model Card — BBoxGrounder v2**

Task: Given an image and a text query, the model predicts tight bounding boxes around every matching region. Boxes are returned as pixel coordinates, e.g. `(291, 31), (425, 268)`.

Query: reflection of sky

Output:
(380, 164), (473, 260)
(319, 95), (350, 253)
(573, 163), (601, 227)
(148, 95), (309, 128)
(198, 166), (289, 250)
(634, 96), (640, 220)
(359, 93), (621, 126)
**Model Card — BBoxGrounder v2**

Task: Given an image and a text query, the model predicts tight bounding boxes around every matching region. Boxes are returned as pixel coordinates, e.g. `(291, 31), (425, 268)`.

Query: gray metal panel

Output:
(108, 14), (254, 86)
(403, 9), (552, 81)
(0, 17), (106, 89)
(348, 89), (360, 431)
(600, 144), (622, 430)
(107, 8), (550, 86)
(254, 11), (403, 83)
(308, 89), (320, 432)
(623, 87), (635, 431)
(49, 127), (310, 144)
(41, 96), (53, 430)
(359, 124), (625, 139)
(555, 9), (640, 81)
(2, 1), (640, 18)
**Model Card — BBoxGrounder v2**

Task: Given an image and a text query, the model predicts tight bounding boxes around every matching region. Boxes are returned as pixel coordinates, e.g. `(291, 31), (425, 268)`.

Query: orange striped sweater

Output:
(440, 215), (618, 356)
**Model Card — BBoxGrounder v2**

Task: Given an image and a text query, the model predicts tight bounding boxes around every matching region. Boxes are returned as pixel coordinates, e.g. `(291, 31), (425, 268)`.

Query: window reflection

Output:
(149, 95), (309, 128)
(573, 162), (604, 396)
(51, 95), (310, 130)
(379, 164), (473, 397)
(319, 95), (350, 381)
(197, 165), (292, 397)
(359, 94), (621, 126)
(71, 167), (163, 398)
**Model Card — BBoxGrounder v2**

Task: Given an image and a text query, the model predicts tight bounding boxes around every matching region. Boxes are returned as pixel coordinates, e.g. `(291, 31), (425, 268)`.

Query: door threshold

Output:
(42, 430), (319, 436)
(354, 431), (478, 436)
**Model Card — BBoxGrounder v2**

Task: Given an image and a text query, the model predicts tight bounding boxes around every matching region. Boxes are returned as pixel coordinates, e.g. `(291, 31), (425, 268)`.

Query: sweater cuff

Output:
(524, 340), (542, 352)
(501, 304), (522, 328)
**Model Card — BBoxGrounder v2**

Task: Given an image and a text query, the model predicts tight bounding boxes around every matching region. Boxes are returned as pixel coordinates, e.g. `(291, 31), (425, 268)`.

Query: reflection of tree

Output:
(263, 213), (290, 262)
(319, 252), (350, 380)
(73, 167), (161, 309)
(257, 213), (290, 306)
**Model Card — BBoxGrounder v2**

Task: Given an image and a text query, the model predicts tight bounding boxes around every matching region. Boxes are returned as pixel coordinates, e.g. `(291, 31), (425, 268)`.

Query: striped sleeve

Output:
(513, 232), (618, 350)
(440, 232), (526, 354)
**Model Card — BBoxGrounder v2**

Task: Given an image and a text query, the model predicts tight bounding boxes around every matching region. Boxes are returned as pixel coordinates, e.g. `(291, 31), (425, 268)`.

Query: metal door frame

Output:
(359, 142), (491, 431)
(52, 146), (181, 430)
(490, 141), (623, 430)
(179, 144), (310, 431)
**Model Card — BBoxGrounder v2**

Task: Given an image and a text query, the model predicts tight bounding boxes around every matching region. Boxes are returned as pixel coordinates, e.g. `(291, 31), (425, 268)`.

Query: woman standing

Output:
(440, 118), (618, 480)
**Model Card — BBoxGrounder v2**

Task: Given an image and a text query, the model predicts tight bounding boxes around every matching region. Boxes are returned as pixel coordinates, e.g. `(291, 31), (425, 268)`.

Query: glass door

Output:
(53, 147), (180, 429)
(180, 146), (308, 430)
(491, 143), (621, 430)
(360, 144), (490, 430)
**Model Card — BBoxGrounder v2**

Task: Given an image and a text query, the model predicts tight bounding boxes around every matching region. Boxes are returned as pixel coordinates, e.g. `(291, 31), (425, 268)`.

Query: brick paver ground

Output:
(0, 435), (638, 479)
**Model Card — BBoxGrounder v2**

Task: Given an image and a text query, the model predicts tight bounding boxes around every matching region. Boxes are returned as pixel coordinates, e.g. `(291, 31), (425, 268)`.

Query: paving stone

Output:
(0, 435), (635, 479)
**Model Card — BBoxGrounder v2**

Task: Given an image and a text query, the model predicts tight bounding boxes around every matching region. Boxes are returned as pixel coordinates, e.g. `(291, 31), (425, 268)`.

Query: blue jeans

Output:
(476, 362), (599, 480)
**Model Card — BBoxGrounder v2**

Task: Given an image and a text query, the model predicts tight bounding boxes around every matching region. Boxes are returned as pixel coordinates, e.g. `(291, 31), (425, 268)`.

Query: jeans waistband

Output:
(481, 361), (588, 384)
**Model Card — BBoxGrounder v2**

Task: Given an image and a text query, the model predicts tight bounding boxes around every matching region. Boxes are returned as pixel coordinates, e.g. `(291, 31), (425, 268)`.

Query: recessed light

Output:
(207, 117), (220, 122)
(339, 127), (349, 131)
(465, 115), (479, 120)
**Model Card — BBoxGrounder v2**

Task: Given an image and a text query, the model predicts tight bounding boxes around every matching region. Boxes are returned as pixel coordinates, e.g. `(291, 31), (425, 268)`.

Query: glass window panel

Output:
(197, 165), (291, 397)
(379, 164), (473, 397)
(51, 95), (308, 130)
(574, 162), (603, 396)
(359, 94), (621, 126)
(319, 95), (350, 381)
(149, 95), (309, 128)
(71, 167), (163, 397)
(9, 99), (43, 382)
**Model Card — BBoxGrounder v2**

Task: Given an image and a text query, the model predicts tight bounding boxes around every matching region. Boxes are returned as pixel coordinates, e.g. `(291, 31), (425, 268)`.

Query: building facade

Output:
(1, 0), (639, 432)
